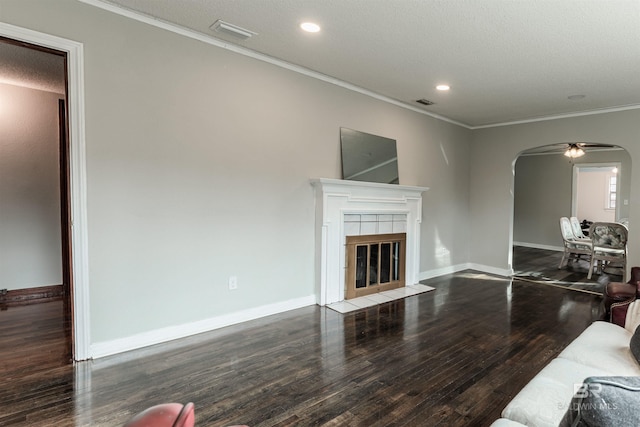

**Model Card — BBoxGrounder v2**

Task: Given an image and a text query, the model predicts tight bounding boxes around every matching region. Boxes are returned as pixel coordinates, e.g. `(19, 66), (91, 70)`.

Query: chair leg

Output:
(559, 252), (568, 269)
(587, 258), (595, 279)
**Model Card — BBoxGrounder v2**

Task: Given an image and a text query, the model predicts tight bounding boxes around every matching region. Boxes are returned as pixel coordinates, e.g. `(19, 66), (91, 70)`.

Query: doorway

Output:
(572, 163), (622, 225)
(511, 144), (630, 286)
(0, 38), (72, 360)
(0, 23), (89, 361)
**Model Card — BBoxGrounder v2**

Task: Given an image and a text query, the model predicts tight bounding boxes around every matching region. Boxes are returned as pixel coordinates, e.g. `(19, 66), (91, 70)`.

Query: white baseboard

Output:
(91, 255), (532, 359)
(420, 262), (513, 281)
(90, 294), (317, 359)
(513, 241), (563, 252)
(466, 263), (514, 277)
(419, 263), (471, 281)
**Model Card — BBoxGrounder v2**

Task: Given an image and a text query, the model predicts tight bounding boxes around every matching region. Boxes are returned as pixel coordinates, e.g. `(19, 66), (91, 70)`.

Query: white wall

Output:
(0, 82), (62, 290)
(0, 0), (471, 350)
(576, 169), (615, 223)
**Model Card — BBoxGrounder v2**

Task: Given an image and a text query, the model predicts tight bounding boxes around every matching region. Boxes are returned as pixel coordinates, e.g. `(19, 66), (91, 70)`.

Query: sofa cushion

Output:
(556, 321), (640, 376)
(558, 376), (640, 426)
(489, 418), (527, 427)
(630, 325), (640, 363)
(501, 358), (613, 427)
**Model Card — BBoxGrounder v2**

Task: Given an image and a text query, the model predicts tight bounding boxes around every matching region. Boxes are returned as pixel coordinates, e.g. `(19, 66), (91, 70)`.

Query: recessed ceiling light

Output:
(300, 22), (321, 33)
(436, 84), (450, 91)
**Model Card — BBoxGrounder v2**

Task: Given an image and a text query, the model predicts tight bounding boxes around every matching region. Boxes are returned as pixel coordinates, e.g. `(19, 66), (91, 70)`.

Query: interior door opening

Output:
(571, 163), (622, 227)
(0, 36), (73, 362)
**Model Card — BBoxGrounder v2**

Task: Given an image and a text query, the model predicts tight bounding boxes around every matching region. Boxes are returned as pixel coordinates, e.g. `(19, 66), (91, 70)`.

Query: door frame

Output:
(0, 23), (90, 360)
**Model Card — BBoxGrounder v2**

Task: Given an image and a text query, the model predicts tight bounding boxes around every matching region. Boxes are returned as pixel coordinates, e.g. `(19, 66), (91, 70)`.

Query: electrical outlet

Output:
(228, 276), (238, 290)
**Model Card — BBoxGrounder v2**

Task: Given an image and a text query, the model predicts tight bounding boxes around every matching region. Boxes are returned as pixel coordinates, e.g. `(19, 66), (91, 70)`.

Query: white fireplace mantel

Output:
(311, 178), (429, 306)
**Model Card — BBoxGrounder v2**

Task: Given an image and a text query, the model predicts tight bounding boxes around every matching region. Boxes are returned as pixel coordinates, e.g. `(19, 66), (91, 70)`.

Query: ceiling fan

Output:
(526, 142), (619, 158)
(563, 142), (620, 158)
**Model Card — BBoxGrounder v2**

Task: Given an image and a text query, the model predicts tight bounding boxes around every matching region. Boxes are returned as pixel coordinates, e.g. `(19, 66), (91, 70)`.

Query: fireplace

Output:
(311, 178), (428, 305)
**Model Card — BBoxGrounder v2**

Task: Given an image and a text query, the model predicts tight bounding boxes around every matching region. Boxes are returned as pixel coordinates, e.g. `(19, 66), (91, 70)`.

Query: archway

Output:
(511, 142), (630, 288)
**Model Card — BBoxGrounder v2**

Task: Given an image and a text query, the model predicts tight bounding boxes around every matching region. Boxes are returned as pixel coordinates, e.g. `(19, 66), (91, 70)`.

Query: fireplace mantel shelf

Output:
(310, 178), (428, 194)
(311, 178), (429, 306)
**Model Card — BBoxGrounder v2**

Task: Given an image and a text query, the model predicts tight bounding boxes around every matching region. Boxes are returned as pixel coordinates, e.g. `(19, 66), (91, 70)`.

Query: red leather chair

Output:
(123, 402), (249, 427)
(603, 266), (640, 325)
(124, 403), (195, 427)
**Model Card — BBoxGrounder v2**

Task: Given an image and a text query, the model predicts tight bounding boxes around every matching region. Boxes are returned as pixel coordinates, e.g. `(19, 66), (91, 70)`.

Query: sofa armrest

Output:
(610, 298), (636, 327)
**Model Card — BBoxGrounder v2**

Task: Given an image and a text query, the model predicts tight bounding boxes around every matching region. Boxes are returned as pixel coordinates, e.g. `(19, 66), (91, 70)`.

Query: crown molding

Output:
(471, 103), (640, 130)
(80, 1), (640, 131)
(79, 0), (470, 128)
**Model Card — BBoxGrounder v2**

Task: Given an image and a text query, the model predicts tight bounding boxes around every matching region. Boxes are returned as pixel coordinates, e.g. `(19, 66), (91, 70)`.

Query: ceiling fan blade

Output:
(577, 143), (616, 148)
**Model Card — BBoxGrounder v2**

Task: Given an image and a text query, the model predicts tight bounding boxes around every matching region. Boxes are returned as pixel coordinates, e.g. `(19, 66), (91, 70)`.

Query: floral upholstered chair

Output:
(588, 222), (628, 282)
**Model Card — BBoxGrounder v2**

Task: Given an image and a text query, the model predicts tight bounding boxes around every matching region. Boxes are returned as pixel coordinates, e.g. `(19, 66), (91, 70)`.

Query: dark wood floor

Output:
(0, 255), (603, 427)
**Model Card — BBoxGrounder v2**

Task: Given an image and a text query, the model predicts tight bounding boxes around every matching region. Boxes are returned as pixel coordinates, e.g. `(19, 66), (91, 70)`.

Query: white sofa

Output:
(491, 320), (640, 427)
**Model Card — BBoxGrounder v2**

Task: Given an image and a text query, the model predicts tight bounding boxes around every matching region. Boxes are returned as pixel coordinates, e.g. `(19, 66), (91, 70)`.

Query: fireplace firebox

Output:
(345, 233), (406, 299)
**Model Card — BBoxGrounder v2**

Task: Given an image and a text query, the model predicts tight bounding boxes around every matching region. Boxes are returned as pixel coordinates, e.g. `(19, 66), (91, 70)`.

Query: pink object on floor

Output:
(123, 402), (195, 427)
(123, 402), (249, 427)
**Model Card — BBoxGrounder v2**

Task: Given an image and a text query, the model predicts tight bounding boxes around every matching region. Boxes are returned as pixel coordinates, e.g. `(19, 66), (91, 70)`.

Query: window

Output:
(607, 175), (616, 209)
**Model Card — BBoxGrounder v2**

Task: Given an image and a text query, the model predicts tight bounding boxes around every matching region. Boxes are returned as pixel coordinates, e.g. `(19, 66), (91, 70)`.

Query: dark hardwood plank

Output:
(0, 263), (601, 426)
(0, 301), (71, 378)
(0, 285), (64, 307)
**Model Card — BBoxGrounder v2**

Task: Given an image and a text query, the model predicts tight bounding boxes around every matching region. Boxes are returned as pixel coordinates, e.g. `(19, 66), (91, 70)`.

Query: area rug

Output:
(511, 246), (622, 296)
(327, 284), (435, 313)
(512, 271), (605, 295)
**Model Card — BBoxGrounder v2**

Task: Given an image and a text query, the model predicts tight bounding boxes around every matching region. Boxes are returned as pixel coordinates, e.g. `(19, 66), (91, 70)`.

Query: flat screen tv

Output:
(340, 127), (399, 184)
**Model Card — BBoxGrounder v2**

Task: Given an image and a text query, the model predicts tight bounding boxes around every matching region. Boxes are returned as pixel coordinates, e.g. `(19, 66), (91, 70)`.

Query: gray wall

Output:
(514, 150), (631, 249)
(471, 111), (639, 273)
(0, 0), (471, 345)
(6, 0), (637, 354)
(0, 83), (62, 290)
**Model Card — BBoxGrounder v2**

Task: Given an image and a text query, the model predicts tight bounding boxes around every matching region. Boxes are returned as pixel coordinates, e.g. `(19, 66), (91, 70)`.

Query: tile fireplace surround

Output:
(311, 178), (429, 306)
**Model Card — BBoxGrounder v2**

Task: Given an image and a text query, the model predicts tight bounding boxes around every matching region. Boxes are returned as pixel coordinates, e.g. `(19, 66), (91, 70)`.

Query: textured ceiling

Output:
(0, 41), (66, 94)
(97, 0), (640, 127)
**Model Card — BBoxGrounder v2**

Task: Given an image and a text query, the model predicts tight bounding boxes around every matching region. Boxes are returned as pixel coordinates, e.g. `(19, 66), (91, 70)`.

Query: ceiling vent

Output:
(210, 20), (257, 40)
(416, 99), (435, 106)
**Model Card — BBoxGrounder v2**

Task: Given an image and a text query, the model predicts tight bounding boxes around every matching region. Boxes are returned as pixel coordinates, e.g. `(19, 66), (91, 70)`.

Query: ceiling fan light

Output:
(564, 145), (585, 158)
